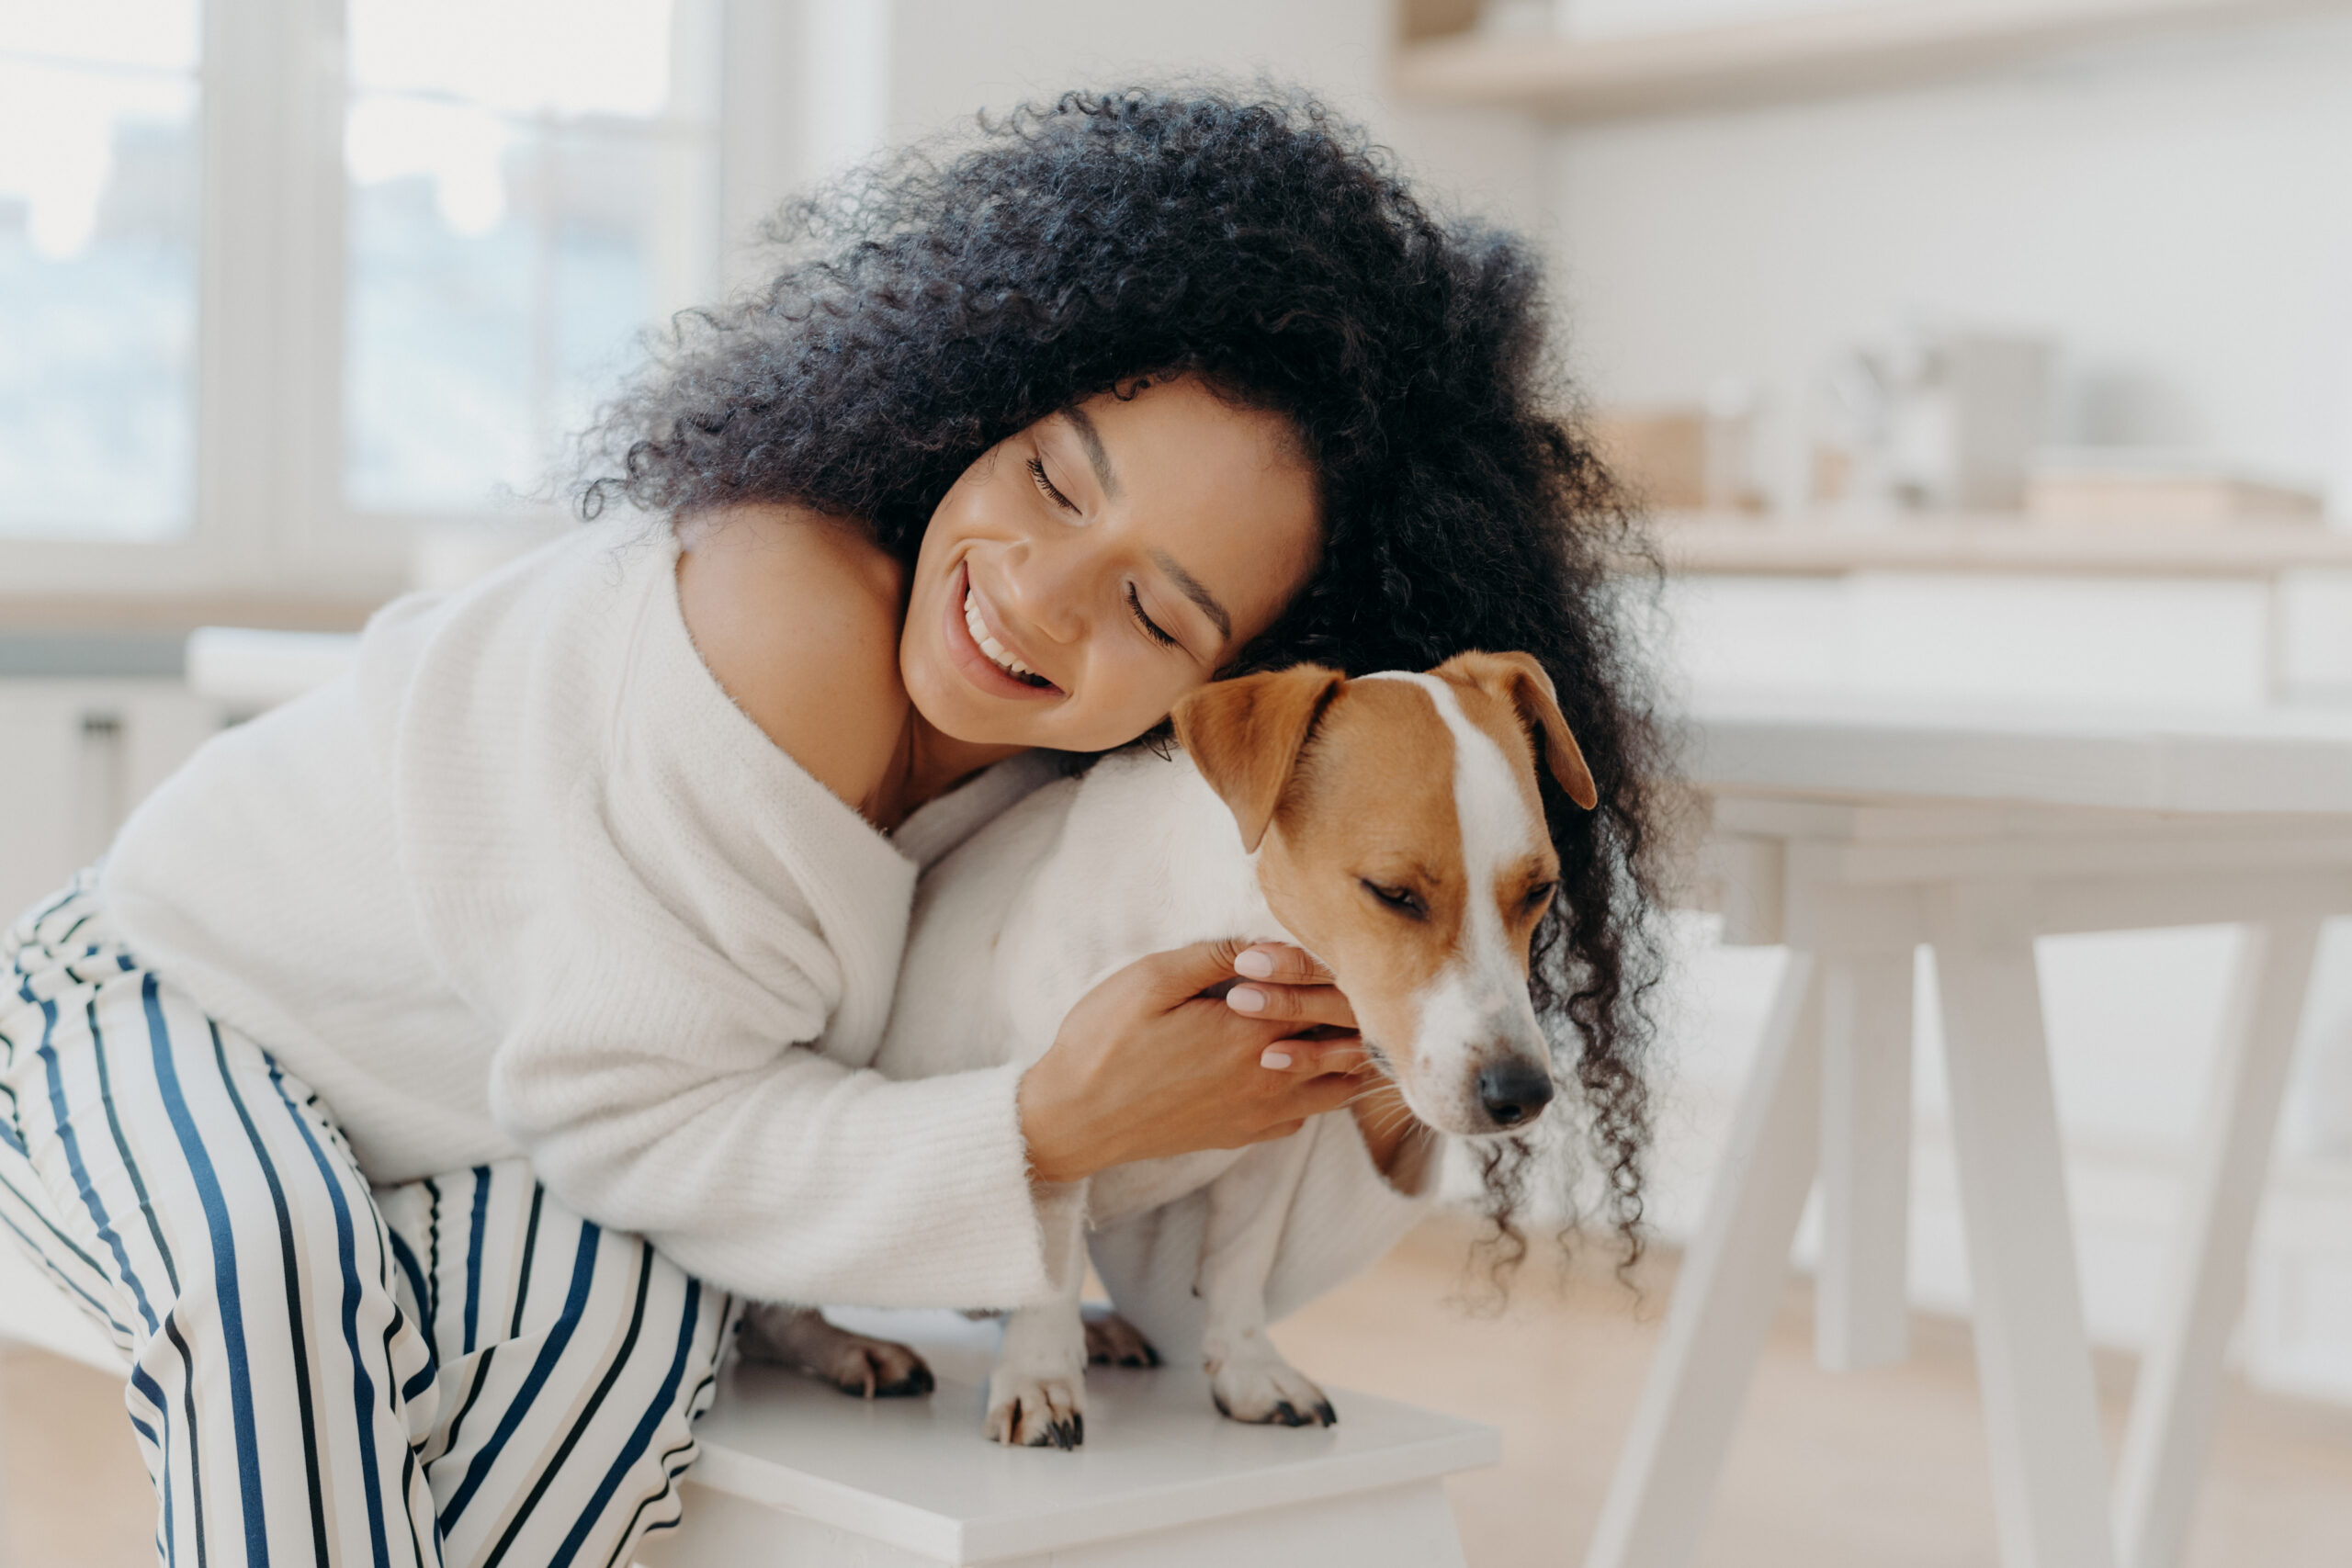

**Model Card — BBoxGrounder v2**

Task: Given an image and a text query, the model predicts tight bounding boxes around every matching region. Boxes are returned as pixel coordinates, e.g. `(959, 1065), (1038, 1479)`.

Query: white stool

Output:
(639, 1308), (1497, 1568)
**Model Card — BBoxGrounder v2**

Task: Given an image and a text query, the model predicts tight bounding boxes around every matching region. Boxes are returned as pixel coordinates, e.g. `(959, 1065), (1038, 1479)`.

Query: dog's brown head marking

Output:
(1172, 652), (1595, 1136)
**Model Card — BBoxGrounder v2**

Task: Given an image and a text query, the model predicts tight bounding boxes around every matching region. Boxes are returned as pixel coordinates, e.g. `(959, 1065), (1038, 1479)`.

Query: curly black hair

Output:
(583, 85), (1671, 1273)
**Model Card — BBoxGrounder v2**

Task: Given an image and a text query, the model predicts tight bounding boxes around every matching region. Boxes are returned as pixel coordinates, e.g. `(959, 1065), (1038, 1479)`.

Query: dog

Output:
(741, 651), (1596, 1445)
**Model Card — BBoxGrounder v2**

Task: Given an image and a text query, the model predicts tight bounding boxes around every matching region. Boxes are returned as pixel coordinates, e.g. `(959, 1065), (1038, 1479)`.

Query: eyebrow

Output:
(1150, 547), (1232, 643)
(1057, 405), (1121, 501)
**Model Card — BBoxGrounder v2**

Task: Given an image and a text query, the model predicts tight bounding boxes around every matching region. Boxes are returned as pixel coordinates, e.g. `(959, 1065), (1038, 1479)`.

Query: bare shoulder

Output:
(673, 502), (910, 814)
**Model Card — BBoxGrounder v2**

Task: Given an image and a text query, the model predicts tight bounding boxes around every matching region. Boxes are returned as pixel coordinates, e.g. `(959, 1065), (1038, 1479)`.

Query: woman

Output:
(0, 89), (1662, 1567)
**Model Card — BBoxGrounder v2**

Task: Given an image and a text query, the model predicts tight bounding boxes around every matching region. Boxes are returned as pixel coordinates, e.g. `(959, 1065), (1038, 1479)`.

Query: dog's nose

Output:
(1476, 1058), (1554, 1127)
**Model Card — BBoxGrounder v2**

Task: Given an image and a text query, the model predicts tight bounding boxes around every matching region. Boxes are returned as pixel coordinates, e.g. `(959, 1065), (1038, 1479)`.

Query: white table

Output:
(1589, 694), (2352, 1568)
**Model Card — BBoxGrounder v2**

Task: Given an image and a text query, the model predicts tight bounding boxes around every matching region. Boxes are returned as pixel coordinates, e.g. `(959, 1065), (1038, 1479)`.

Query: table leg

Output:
(1928, 885), (2117, 1568)
(1584, 953), (1824, 1568)
(2113, 918), (2322, 1568)
(1816, 950), (1916, 1371)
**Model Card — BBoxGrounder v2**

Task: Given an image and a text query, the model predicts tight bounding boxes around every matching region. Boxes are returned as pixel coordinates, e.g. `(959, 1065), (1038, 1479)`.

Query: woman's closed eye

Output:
(1126, 584), (1178, 648)
(1027, 457), (1080, 515)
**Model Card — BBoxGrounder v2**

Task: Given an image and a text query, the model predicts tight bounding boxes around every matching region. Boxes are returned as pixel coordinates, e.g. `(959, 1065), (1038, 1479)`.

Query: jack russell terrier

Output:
(742, 650), (1596, 1446)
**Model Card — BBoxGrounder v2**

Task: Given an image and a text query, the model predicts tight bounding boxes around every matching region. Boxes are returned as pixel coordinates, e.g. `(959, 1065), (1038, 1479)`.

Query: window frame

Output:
(2, 0), (795, 606)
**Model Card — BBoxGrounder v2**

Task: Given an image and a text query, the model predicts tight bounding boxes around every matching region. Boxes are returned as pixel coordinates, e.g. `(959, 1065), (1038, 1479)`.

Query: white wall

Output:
(1548, 12), (2352, 513)
(760, 0), (1556, 251)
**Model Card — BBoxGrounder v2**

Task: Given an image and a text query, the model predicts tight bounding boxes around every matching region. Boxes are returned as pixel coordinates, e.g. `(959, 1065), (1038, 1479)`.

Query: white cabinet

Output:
(0, 681), (221, 924)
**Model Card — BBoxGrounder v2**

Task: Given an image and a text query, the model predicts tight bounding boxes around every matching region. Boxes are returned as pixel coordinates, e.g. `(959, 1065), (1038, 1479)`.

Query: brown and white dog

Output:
(743, 651), (1595, 1445)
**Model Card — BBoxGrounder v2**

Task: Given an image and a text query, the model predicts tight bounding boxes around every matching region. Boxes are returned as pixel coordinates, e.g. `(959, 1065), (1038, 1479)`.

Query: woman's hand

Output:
(1018, 940), (1371, 1185)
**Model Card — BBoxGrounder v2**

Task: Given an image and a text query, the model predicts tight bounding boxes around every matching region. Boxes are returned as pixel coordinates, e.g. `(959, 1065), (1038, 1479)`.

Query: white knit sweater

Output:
(102, 521), (1430, 1315)
(104, 523), (1074, 1306)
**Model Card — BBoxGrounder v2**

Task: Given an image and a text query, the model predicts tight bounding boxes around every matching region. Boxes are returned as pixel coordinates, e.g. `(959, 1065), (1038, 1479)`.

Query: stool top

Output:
(684, 1308), (1498, 1564)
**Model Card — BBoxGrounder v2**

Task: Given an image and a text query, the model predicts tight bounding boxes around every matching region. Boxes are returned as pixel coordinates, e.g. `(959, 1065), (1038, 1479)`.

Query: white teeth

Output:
(964, 588), (1038, 681)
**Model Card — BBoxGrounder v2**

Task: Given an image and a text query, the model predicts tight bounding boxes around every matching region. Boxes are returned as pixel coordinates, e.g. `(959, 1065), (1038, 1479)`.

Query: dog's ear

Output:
(1437, 650), (1600, 811)
(1172, 664), (1347, 852)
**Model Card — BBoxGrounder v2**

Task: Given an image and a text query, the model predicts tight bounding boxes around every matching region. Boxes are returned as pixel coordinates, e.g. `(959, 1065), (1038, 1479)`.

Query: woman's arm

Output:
(493, 929), (1373, 1306)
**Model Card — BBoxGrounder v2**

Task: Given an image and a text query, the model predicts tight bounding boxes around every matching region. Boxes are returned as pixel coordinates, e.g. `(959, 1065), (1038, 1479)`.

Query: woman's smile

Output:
(946, 559), (1064, 699)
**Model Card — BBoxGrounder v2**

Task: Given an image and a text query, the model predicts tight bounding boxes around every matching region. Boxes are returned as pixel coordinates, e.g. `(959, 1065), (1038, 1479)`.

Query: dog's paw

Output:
(1083, 1311), (1161, 1368)
(738, 1306), (934, 1399)
(1208, 1350), (1337, 1428)
(816, 1332), (935, 1400)
(985, 1373), (1086, 1449)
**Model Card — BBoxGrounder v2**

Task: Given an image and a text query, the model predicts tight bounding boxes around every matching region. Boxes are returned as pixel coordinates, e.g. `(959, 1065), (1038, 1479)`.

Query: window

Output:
(3, 0), (739, 595)
(0, 1), (202, 541)
(343, 0), (721, 517)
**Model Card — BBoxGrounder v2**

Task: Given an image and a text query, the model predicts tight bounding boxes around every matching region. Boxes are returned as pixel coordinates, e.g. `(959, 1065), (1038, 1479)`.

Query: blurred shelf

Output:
(1650, 511), (2352, 577)
(1395, 0), (2352, 121)
(0, 592), (382, 637)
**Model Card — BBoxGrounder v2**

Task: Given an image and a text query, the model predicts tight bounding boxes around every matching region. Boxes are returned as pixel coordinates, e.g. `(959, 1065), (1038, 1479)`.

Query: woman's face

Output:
(901, 377), (1322, 753)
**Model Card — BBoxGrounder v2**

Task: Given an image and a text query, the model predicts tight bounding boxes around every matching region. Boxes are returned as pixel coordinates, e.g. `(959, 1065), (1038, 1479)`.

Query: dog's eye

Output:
(1361, 879), (1426, 919)
(1522, 881), (1558, 915)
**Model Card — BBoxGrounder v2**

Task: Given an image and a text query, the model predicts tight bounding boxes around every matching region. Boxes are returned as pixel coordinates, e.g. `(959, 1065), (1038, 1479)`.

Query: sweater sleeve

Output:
(493, 1035), (1060, 1310)
(481, 848), (1067, 1308)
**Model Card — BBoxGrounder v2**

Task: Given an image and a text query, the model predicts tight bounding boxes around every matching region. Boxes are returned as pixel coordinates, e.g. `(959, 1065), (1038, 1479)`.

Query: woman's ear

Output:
(1170, 665), (1346, 852)
(1437, 650), (1600, 810)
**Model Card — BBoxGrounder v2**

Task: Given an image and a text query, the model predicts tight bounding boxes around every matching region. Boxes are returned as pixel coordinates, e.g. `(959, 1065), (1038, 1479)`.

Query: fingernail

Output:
(1260, 1048), (1294, 1070)
(1227, 986), (1266, 1013)
(1235, 949), (1274, 979)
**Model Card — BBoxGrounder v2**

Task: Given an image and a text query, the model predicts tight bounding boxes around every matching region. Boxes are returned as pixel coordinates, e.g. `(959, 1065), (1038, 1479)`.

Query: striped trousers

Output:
(0, 880), (736, 1568)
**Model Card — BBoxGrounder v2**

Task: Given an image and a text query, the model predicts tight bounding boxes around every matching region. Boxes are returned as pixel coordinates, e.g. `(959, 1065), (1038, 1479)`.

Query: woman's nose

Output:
(1001, 542), (1091, 646)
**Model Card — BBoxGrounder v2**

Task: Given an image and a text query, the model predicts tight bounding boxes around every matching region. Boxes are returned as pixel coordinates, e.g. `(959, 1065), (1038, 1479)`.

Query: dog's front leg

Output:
(985, 1196), (1091, 1448)
(1197, 1130), (1335, 1426)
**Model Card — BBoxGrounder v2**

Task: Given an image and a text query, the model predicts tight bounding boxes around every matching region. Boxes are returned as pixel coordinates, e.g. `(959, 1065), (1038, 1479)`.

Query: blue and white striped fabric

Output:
(0, 877), (736, 1568)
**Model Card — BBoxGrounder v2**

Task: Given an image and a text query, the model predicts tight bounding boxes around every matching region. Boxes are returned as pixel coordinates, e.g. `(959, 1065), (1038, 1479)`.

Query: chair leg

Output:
(1584, 952), (1824, 1568)
(1816, 949), (1916, 1371)
(1928, 884), (2117, 1568)
(2113, 918), (2322, 1568)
